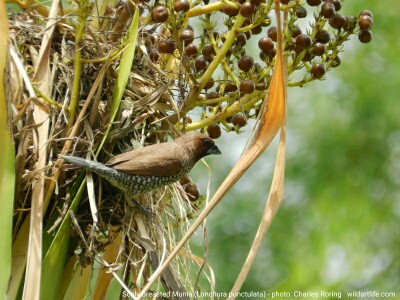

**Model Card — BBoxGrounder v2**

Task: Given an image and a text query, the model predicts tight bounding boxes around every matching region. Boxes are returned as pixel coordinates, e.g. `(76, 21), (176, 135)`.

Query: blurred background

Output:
(190, 1), (400, 297)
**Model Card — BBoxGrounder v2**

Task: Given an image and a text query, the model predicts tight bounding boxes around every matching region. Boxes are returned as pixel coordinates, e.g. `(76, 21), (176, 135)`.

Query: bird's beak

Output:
(206, 145), (222, 155)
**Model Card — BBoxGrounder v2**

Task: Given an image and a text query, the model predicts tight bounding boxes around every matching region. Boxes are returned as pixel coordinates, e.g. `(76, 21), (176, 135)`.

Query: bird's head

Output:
(175, 132), (221, 161)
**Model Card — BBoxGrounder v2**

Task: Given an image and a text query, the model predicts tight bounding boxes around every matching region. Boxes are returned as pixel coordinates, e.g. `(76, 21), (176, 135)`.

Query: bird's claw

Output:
(129, 198), (155, 217)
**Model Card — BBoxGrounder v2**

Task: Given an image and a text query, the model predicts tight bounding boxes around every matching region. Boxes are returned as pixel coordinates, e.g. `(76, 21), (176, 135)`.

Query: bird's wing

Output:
(105, 142), (189, 176)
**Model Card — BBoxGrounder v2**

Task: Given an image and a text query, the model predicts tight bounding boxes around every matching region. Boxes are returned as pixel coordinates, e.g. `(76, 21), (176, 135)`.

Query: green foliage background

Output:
(191, 1), (399, 297)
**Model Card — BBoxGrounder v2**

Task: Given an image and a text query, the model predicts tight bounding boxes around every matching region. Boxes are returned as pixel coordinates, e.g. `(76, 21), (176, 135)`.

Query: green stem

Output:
(187, 2), (224, 17)
(68, 0), (90, 129)
(33, 86), (65, 110)
(183, 90), (264, 131)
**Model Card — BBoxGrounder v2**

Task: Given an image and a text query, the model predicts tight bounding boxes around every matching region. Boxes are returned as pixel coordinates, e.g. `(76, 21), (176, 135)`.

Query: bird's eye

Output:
(202, 138), (213, 148)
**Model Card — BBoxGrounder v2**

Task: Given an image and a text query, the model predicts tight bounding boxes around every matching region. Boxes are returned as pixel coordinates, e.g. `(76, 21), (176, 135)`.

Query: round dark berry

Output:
(358, 30), (372, 44)
(280, 0), (290, 4)
(251, 25), (262, 35)
(232, 114), (247, 127)
(223, 4), (239, 16)
(320, 2), (335, 18)
(239, 80), (255, 94)
(306, 0), (321, 6)
(359, 10), (373, 19)
(294, 45), (303, 55)
(158, 39), (176, 53)
(244, 30), (252, 40)
(326, 0), (342, 12)
(174, 0), (190, 12)
(204, 77), (215, 90)
(296, 7), (307, 18)
(267, 26), (278, 42)
(184, 182), (200, 201)
(358, 15), (373, 31)
(179, 29), (194, 44)
(152, 5), (169, 23)
(220, 34), (226, 43)
(212, 31), (220, 40)
(224, 83), (238, 93)
(268, 48), (277, 59)
(311, 63), (326, 79)
(240, 2), (254, 18)
(259, 51), (267, 62)
(235, 32), (247, 46)
(206, 91), (220, 99)
(258, 37), (274, 53)
(207, 123), (221, 139)
(179, 175), (191, 186)
(184, 43), (198, 57)
(312, 42), (325, 56)
(315, 30), (330, 44)
(329, 13), (346, 29)
(202, 44), (216, 60)
(238, 55), (254, 72)
(291, 26), (302, 39)
(295, 34), (312, 49)
(194, 56), (208, 70)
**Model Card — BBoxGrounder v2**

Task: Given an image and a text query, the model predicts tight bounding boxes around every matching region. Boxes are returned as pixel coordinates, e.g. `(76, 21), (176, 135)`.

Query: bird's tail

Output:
(60, 154), (126, 191)
(59, 155), (111, 175)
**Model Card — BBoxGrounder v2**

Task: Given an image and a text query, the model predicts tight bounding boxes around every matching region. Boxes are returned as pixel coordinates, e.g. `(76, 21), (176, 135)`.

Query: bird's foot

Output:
(128, 198), (155, 217)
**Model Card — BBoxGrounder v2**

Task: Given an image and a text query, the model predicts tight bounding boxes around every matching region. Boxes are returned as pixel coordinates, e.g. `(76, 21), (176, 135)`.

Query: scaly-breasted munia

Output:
(60, 132), (221, 195)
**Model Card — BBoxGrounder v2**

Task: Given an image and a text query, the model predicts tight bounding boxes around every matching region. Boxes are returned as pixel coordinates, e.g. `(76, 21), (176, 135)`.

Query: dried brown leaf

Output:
(229, 1), (287, 295)
(23, 1), (60, 298)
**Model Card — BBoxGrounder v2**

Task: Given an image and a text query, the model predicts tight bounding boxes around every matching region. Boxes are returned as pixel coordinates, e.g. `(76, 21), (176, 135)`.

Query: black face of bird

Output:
(202, 138), (222, 156)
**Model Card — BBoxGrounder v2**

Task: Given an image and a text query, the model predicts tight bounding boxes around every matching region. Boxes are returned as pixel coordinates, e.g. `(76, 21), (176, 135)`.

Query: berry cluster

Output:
(357, 10), (374, 44)
(135, 0), (373, 140)
(180, 175), (200, 202)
